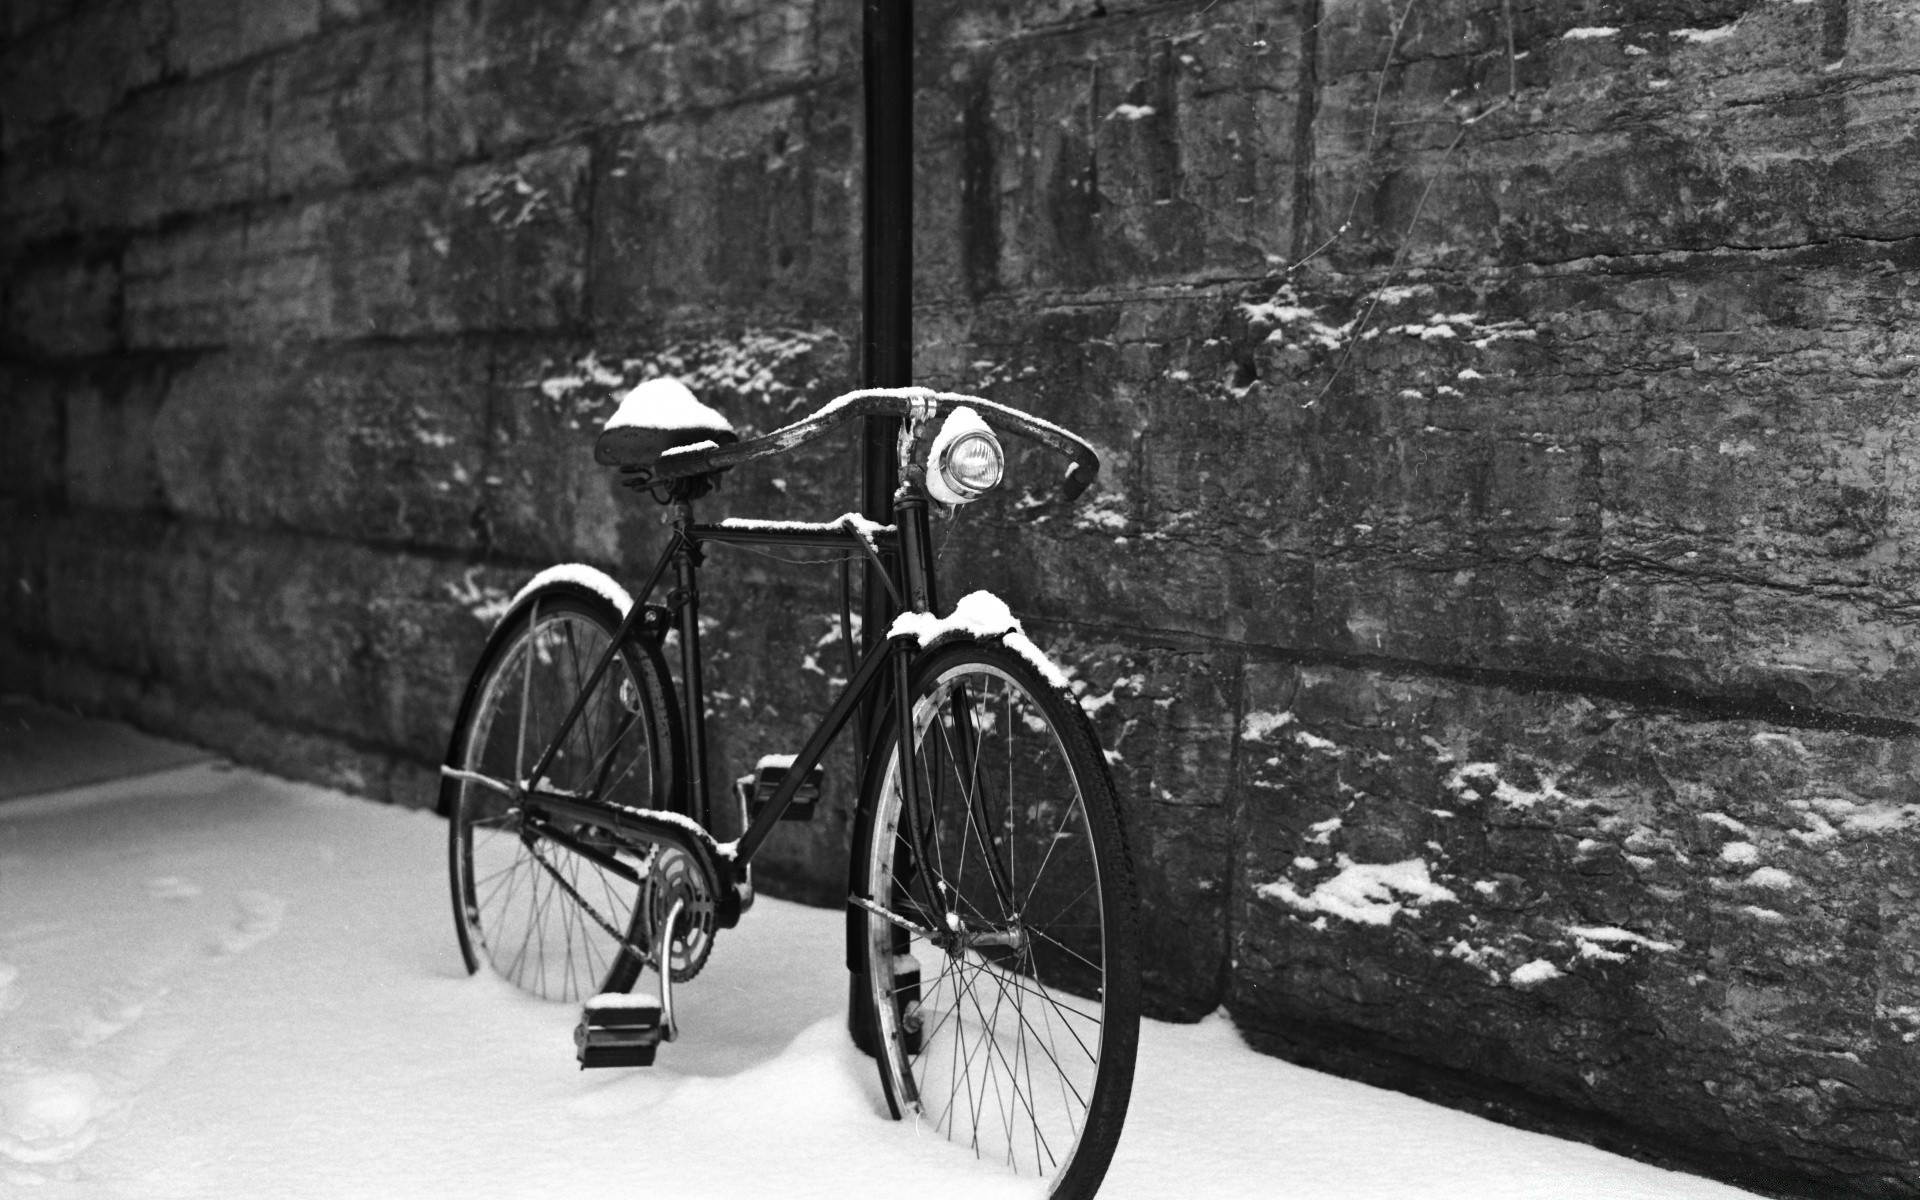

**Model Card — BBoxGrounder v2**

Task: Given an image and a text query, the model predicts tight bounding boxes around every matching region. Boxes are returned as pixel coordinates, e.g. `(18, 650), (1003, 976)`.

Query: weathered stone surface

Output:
(62, 358), (172, 512)
(917, 0), (1302, 300)
(264, 17), (429, 196)
(98, 64), (276, 231)
(1229, 660), (1920, 1193)
(0, 0), (168, 154)
(11, 510), (485, 763)
(151, 342), (488, 547)
(1034, 627), (1242, 1019)
(166, 0), (323, 79)
(428, 0), (840, 164)
(0, 364), (67, 504)
(3, 252), (121, 358)
(123, 145), (588, 347)
(588, 93), (859, 328)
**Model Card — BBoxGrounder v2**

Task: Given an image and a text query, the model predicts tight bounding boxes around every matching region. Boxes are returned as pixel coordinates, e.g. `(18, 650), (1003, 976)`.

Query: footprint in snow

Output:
(208, 891), (286, 957)
(145, 876), (201, 902)
(67, 981), (167, 1052)
(0, 1071), (104, 1166)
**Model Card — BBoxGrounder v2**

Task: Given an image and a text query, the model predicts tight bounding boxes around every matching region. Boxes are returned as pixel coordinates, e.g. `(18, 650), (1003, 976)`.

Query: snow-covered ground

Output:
(0, 764), (1759, 1199)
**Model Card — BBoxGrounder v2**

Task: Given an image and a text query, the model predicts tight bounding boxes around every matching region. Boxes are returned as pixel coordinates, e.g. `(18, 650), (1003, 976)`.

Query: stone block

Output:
(0, 362), (66, 503)
(265, 17), (430, 195)
(123, 147), (587, 347)
(444, 144), (592, 332)
(1228, 658), (1920, 1193)
(0, 123), (105, 248)
(428, 0), (829, 163)
(925, 0), (1300, 298)
(151, 342), (487, 548)
(37, 511), (188, 680)
(4, 251), (121, 358)
(62, 359), (171, 513)
(97, 65), (274, 230)
(1306, 0), (1920, 271)
(588, 94), (858, 328)
(166, 0), (322, 78)
(0, 0), (167, 154)
(6, 0), (82, 41)
(1033, 627), (1241, 1018)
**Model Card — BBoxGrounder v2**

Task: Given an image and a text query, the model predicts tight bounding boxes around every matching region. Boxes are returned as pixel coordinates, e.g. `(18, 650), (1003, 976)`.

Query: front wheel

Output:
(855, 642), (1140, 1199)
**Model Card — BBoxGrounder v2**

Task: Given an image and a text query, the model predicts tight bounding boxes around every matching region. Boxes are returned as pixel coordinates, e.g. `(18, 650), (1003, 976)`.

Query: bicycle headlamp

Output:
(926, 406), (1004, 505)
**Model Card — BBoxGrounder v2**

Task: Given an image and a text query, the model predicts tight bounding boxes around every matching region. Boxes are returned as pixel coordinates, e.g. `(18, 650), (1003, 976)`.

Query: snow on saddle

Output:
(593, 377), (739, 471)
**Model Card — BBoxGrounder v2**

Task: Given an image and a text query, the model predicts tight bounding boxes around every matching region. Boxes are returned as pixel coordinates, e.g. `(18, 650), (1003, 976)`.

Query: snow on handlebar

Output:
(644, 387), (1101, 503)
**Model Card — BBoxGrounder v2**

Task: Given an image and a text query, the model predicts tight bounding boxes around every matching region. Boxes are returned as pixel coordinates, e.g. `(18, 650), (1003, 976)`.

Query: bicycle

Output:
(438, 380), (1141, 1198)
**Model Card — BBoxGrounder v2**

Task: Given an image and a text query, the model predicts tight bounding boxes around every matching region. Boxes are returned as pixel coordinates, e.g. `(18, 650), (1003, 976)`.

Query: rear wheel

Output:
(443, 582), (682, 1002)
(856, 642), (1139, 1198)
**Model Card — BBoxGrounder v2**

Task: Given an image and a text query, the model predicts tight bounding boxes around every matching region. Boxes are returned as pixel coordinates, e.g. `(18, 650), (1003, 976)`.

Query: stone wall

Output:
(6, 0), (1920, 1191)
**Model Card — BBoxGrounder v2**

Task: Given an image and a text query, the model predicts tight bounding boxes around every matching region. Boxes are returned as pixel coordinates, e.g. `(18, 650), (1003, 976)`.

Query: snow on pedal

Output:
(0, 1072), (103, 1165)
(575, 992), (665, 1069)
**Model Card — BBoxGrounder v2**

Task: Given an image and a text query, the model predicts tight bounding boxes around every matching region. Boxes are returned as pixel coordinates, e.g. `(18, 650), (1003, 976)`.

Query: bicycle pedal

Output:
(734, 755), (824, 822)
(575, 993), (665, 1069)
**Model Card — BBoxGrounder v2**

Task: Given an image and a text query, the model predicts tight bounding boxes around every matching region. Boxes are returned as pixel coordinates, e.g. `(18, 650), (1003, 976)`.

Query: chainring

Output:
(643, 844), (717, 983)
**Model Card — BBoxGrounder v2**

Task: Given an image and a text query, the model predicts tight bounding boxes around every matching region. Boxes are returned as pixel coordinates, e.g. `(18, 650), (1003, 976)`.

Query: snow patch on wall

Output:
(1672, 24), (1737, 43)
(1746, 867), (1795, 890)
(1294, 729), (1341, 755)
(1240, 286), (1347, 351)
(445, 568), (515, 626)
(1256, 856), (1456, 927)
(1241, 710), (1294, 741)
(469, 169), (553, 229)
(1445, 761), (1574, 808)
(1509, 959), (1563, 986)
(1564, 925), (1677, 956)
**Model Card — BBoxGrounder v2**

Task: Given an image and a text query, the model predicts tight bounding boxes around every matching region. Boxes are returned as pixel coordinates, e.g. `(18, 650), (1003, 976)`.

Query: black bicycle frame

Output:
(518, 490), (942, 878)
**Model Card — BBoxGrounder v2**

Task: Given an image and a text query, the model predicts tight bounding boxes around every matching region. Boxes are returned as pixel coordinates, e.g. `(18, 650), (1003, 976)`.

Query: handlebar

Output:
(647, 388), (1101, 502)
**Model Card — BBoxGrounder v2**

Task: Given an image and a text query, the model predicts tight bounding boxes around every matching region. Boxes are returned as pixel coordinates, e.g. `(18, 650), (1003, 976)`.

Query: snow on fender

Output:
(887, 591), (1073, 692)
(500, 564), (635, 632)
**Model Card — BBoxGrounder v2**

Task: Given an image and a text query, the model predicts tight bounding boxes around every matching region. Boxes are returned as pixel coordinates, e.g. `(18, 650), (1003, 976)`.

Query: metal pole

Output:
(852, 0), (912, 1056)
(859, 0), (911, 724)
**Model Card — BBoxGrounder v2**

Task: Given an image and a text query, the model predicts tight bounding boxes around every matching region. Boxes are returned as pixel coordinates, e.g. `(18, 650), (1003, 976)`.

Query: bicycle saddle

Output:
(595, 377), (739, 469)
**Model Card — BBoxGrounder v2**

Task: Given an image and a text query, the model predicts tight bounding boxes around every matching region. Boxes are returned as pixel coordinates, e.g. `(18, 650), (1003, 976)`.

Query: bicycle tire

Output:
(853, 642), (1140, 1198)
(442, 581), (684, 1002)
